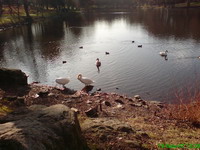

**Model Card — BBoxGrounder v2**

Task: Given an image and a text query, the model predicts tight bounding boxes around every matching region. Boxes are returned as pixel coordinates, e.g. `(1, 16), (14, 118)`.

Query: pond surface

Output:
(1, 9), (200, 102)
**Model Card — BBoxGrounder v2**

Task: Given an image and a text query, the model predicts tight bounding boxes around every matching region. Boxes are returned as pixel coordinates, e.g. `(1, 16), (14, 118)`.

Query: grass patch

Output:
(0, 104), (13, 115)
(175, 2), (200, 7)
(166, 86), (200, 124)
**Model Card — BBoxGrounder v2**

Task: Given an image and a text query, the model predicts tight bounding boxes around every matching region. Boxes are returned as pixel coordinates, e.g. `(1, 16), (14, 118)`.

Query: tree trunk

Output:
(0, 0), (3, 16)
(17, 0), (20, 19)
(23, 0), (30, 17)
(187, 0), (190, 8)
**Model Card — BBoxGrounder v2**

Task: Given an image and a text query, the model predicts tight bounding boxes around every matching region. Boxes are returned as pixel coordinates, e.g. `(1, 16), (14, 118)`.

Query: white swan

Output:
(55, 77), (70, 87)
(159, 50), (168, 56)
(96, 58), (101, 68)
(77, 74), (94, 86)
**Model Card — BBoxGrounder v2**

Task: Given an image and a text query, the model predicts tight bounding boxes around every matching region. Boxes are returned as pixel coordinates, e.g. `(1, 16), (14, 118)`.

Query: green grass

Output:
(0, 16), (20, 24)
(175, 2), (200, 7)
(0, 8), (62, 26)
(0, 104), (13, 115)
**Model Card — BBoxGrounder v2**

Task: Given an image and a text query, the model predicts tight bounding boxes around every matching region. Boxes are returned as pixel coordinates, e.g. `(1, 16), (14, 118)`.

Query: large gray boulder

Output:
(0, 104), (89, 150)
(0, 68), (27, 87)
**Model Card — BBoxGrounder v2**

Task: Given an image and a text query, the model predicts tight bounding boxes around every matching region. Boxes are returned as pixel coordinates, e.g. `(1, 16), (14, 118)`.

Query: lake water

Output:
(1, 9), (200, 102)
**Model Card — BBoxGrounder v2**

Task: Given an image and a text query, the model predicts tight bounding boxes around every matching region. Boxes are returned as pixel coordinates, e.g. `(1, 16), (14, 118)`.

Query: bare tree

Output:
(0, 0), (3, 17)
(187, 0), (190, 7)
(23, 0), (30, 17)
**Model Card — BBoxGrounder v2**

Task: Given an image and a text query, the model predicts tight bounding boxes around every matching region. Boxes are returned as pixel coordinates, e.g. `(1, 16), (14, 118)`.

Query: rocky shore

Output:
(0, 68), (200, 150)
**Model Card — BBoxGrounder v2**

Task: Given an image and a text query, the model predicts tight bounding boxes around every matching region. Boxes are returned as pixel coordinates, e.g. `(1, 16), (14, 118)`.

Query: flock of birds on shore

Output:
(55, 41), (170, 89)
(55, 58), (101, 89)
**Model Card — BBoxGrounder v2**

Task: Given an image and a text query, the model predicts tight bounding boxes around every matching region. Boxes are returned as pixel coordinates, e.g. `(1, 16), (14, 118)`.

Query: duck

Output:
(159, 50), (168, 56)
(79, 46), (83, 49)
(55, 77), (70, 88)
(105, 52), (110, 55)
(96, 58), (101, 68)
(77, 74), (94, 86)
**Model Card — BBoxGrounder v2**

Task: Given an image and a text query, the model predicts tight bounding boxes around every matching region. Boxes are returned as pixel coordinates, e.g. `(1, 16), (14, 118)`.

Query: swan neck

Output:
(78, 74), (82, 79)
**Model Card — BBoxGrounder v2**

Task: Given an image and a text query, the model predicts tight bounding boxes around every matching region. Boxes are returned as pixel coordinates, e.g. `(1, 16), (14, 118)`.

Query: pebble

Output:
(134, 95), (141, 99)
(71, 107), (79, 113)
(104, 101), (111, 107)
(86, 100), (92, 104)
(115, 99), (124, 104)
(97, 88), (101, 91)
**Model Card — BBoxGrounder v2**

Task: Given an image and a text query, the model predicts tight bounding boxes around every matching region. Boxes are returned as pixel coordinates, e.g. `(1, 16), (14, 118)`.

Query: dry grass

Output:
(166, 86), (200, 126)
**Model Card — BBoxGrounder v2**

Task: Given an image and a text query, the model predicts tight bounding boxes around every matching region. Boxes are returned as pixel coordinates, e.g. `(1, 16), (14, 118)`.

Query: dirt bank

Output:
(0, 83), (200, 149)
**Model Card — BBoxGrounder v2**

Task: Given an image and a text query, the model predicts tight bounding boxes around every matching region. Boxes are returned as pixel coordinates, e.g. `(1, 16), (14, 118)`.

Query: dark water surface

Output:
(1, 9), (200, 102)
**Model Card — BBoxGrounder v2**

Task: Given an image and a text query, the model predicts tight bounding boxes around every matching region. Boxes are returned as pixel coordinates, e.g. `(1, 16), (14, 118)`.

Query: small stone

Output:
(32, 81), (40, 84)
(71, 95), (81, 99)
(48, 93), (55, 96)
(71, 107), (79, 113)
(116, 104), (123, 108)
(17, 97), (25, 104)
(94, 94), (101, 98)
(38, 91), (49, 98)
(111, 92), (117, 95)
(138, 100), (146, 105)
(124, 140), (141, 148)
(115, 99), (124, 104)
(62, 61), (67, 64)
(129, 103), (142, 107)
(157, 104), (164, 108)
(104, 101), (111, 107)
(118, 137), (123, 140)
(117, 126), (133, 133)
(128, 98), (134, 102)
(4, 96), (17, 101)
(140, 133), (150, 139)
(99, 134), (107, 142)
(86, 100), (92, 104)
(85, 106), (98, 117)
(97, 88), (101, 91)
(90, 92), (95, 96)
(32, 94), (39, 98)
(134, 95), (141, 99)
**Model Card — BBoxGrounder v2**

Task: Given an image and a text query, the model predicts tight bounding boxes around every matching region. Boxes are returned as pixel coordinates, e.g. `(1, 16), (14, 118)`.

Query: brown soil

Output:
(1, 83), (200, 150)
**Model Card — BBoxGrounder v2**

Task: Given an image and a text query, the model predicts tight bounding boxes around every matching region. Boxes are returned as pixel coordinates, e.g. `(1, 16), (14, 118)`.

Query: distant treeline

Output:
(0, 0), (198, 17)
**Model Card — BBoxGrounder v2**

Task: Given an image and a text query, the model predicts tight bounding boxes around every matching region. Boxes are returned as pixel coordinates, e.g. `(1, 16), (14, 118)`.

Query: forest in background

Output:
(0, 0), (199, 17)
(0, 0), (199, 28)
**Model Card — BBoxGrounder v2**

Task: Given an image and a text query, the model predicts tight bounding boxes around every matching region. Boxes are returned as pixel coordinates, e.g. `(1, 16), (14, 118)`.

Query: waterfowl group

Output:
(56, 41), (172, 89)
(56, 73), (95, 89)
